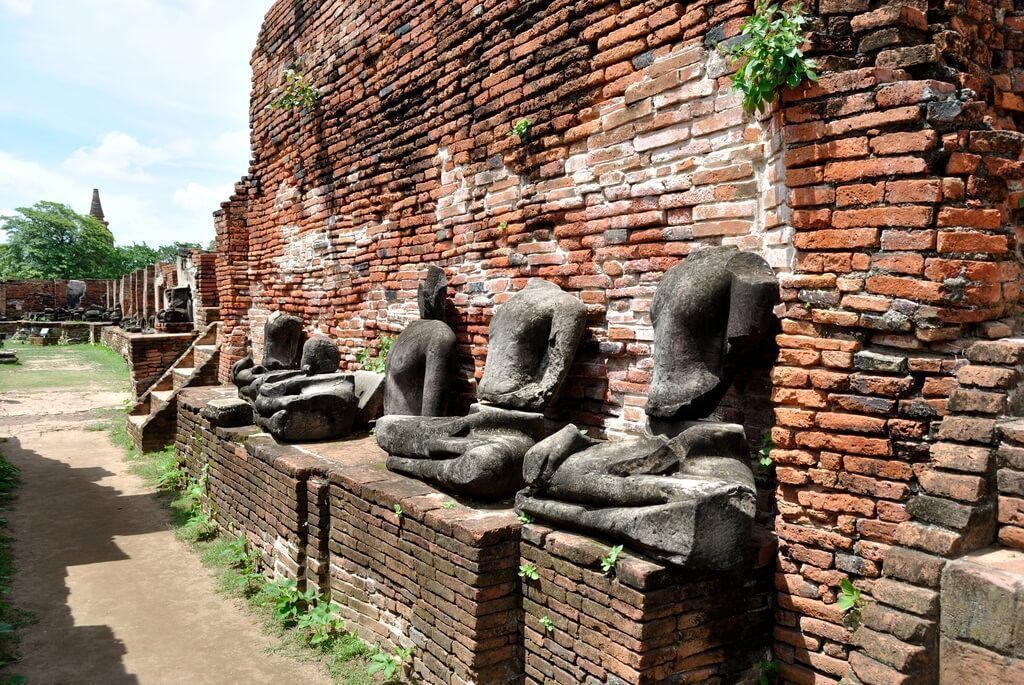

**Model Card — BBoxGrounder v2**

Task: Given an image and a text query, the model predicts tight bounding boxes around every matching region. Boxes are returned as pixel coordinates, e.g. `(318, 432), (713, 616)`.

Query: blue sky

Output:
(0, 0), (275, 247)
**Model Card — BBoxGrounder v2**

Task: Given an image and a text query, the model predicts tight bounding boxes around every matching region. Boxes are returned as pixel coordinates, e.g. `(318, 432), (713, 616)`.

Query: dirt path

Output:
(0, 385), (330, 684)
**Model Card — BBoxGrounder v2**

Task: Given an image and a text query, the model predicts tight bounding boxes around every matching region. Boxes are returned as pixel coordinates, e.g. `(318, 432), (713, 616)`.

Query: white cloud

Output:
(173, 181), (232, 214)
(1, 0), (33, 15)
(63, 132), (190, 181)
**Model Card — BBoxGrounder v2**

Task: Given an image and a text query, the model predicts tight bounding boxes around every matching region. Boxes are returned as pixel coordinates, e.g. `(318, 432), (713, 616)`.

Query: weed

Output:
(837, 578), (866, 629)
(498, 221), (509, 232)
(392, 504), (404, 520)
(297, 600), (346, 647)
(268, 68), (320, 112)
(356, 334), (394, 374)
(367, 646), (413, 682)
(263, 579), (316, 627)
(516, 511), (534, 525)
(726, 2), (817, 114)
(601, 544), (623, 576)
(758, 432), (775, 469)
(539, 616), (555, 633)
(518, 563), (540, 581)
(0, 451), (33, 674)
(442, 501), (457, 510)
(759, 655), (780, 684)
(508, 118), (531, 141)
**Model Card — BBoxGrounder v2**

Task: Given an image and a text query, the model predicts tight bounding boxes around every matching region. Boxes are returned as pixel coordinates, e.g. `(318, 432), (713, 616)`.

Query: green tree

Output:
(0, 201), (120, 279)
(115, 243), (162, 273)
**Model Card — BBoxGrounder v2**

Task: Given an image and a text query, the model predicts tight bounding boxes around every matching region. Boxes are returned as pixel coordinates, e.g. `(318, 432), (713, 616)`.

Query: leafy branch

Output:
(727, 2), (817, 114)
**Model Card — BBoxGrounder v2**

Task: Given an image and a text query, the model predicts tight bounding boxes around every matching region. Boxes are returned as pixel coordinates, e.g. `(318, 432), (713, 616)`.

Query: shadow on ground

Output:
(0, 435), (170, 683)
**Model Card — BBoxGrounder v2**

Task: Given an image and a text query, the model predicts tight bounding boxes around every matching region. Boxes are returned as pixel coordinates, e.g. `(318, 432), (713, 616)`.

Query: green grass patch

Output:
(0, 342), (129, 392)
(0, 444), (35, 676)
(113, 427), (380, 683)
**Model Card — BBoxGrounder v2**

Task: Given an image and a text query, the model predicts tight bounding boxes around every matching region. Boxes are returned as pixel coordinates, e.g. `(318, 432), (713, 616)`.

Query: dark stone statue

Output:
(384, 266), (457, 417)
(516, 247), (778, 570)
(66, 280), (86, 310)
(252, 335), (385, 442)
(477, 279), (587, 411)
(157, 286), (193, 324)
(378, 278), (587, 499)
(232, 313), (304, 401)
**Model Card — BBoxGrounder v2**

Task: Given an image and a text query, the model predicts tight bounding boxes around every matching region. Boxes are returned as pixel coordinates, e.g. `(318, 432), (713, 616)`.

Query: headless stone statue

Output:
(516, 247), (778, 570)
(378, 278), (587, 499)
(158, 286), (193, 324)
(231, 313), (304, 401)
(383, 266), (457, 417)
(253, 335), (385, 442)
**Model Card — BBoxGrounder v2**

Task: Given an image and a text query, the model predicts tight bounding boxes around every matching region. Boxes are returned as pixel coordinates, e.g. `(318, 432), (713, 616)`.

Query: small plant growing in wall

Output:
(518, 562), (541, 581)
(516, 511), (534, 525)
(837, 578), (866, 629)
(758, 432), (775, 469)
(357, 334), (394, 373)
(601, 544), (623, 577)
(268, 67), (320, 112)
(442, 500), (457, 509)
(726, 2), (817, 114)
(392, 503), (404, 520)
(508, 118), (532, 142)
(539, 615), (555, 633)
(758, 654), (780, 685)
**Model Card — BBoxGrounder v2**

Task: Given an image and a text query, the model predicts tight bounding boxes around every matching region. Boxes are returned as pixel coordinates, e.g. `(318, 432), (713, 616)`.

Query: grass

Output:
(0, 445), (34, 678)
(0, 343), (129, 392)
(114, 424), (378, 684)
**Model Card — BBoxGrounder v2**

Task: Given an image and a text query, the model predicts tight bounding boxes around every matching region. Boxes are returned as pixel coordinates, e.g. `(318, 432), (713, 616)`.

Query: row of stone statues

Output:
(216, 247), (778, 571)
(227, 312), (384, 441)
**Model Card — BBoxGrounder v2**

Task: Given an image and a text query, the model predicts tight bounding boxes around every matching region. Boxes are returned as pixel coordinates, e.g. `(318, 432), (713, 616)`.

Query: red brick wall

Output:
(770, 2), (1024, 683)
(216, 0), (789, 442)
(215, 2), (1024, 683)
(0, 278), (114, 315)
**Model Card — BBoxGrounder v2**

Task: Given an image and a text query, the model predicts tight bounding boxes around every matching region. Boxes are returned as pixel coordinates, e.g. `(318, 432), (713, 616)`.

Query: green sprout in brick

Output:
(600, 544), (623, 576)
(508, 118), (532, 141)
(539, 615), (555, 633)
(392, 504), (404, 520)
(758, 655), (780, 685)
(518, 563), (540, 581)
(498, 221), (509, 232)
(516, 511), (534, 525)
(442, 500), (457, 510)
(268, 68), (320, 112)
(758, 432), (775, 469)
(837, 578), (866, 630)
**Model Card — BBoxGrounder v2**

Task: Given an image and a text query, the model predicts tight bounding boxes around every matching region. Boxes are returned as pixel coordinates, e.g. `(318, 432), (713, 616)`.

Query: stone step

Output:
(172, 367), (194, 390)
(127, 414), (148, 428)
(151, 390), (175, 411)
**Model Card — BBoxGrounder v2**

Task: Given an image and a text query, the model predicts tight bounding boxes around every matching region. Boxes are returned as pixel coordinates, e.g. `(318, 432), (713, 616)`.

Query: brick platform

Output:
(520, 525), (773, 684)
(177, 389), (524, 684)
(103, 327), (196, 397)
(328, 463), (522, 685)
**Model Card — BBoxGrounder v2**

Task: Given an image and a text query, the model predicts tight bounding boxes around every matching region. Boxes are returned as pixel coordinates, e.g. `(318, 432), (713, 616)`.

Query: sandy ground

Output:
(0, 386), (330, 684)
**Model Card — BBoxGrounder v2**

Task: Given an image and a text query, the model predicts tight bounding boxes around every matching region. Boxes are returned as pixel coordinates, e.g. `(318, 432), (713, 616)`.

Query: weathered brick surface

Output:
(328, 466), (522, 684)
(521, 525), (772, 684)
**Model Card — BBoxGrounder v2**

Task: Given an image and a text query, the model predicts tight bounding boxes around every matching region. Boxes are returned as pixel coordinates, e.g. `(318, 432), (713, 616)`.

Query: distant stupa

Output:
(90, 188), (108, 226)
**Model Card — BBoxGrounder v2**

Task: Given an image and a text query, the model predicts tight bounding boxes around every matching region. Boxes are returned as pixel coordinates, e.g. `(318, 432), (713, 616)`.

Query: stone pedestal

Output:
(520, 525), (774, 684)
